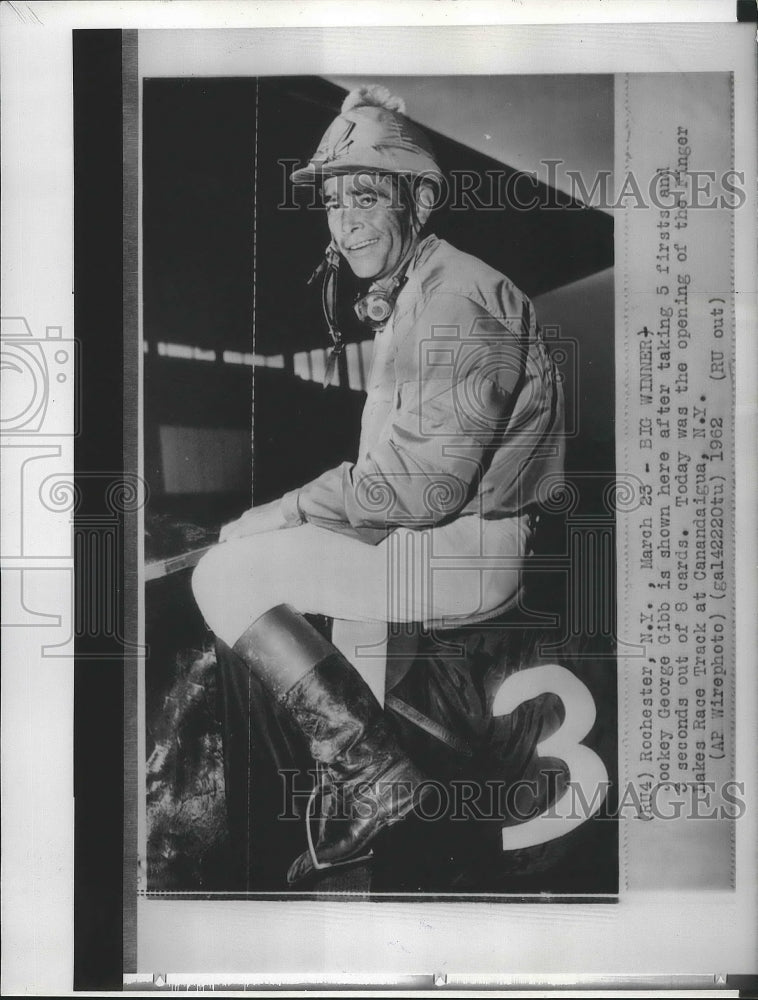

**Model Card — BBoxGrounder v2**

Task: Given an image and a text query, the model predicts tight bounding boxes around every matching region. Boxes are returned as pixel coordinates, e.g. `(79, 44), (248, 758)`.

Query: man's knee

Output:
(193, 542), (262, 633)
(191, 545), (228, 623)
(191, 539), (286, 642)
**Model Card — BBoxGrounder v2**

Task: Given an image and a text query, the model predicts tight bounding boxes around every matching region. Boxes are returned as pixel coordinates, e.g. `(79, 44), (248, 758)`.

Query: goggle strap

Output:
(321, 253), (344, 386)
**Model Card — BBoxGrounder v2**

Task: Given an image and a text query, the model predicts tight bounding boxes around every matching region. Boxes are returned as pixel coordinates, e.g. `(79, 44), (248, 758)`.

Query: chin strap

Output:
(308, 243), (344, 388)
(307, 236), (420, 388)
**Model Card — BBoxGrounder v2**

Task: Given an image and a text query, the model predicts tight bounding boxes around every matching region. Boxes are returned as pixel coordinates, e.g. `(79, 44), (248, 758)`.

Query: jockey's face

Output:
(323, 173), (411, 282)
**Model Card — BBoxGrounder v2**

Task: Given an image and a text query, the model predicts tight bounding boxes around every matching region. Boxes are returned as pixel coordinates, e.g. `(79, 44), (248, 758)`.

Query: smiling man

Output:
(325, 173), (410, 279)
(191, 86), (565, 888)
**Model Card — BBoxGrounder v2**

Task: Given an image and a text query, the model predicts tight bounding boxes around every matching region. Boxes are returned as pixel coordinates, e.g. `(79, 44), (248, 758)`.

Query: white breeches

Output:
(192, 514), (531, 704)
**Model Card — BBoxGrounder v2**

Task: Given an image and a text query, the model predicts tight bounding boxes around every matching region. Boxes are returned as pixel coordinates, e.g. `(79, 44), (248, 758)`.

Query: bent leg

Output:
(191, 528), (427, 885)
(190, 516), (530, 887)
(192, 515), (531, 644)
(191, 523), (391, 647)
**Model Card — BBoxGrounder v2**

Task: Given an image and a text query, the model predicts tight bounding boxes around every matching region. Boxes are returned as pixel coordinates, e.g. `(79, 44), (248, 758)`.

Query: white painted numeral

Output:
(492, 663), (609, 851)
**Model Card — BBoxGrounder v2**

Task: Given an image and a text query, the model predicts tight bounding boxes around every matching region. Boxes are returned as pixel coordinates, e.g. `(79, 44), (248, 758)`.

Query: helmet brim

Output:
(290, 159), (444, 190)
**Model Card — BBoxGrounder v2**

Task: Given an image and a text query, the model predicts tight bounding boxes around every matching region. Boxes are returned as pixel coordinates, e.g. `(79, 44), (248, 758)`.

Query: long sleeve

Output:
(280, 293), (528, 544)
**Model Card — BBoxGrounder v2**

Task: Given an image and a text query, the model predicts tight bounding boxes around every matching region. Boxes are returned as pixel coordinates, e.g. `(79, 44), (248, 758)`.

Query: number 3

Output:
(492, 663), (609, 851)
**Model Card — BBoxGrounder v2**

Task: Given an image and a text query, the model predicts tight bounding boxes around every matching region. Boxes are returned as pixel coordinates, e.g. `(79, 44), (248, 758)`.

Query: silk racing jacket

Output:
(280, 234), (565, 545)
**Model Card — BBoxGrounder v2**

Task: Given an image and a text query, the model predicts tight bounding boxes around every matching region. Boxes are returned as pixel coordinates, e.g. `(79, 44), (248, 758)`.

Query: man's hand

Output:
(219, 499), (289, 542)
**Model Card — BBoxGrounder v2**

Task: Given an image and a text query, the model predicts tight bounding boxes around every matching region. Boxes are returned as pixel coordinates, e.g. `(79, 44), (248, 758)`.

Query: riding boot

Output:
(215, 637), (314, 890)
(231, 604), (430, 885)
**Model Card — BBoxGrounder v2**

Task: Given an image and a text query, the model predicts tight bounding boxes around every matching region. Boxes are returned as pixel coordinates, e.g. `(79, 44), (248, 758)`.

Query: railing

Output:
(147, 338), (374, 392)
